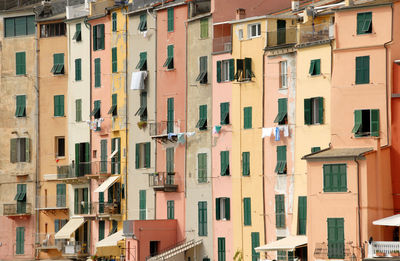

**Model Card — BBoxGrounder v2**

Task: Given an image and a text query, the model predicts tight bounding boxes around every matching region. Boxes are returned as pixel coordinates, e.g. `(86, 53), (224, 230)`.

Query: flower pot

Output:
(391, 252), (400, 257)
(376, 252), (386, 257)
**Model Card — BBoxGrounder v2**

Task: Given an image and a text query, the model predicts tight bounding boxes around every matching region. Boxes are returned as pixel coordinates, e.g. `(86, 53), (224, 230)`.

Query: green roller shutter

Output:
(112, 47), (117, 73)
(370, 109), (380, 137)
(242, 152), (250, 176)
(144, 142), (151, 168)
(243, 197), (251, 225)
(167, 8), (174, 32)
(298, 196), (307, 235)
(139, 190), (146, 220)
(16, 52), (26, 75)
(95, 58), (101, 87)
(216, 61), (221, 83)
(251, 232), (260, 261)
(244, 107), (252, 129)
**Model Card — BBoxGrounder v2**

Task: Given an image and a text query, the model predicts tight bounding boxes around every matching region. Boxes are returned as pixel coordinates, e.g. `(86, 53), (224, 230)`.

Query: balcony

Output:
(74, 202), (96, 218)
(366, 241), (400, 259)
(3, 203), (32, 216)
(57, 162), (91, 184)
(149, 172), (178, 192)
(298, 23), (334, 47)
(213, 24), (232, 53)
(61, 241), (89, 259)
(92, 201), (122, 219)
(36, 195), (68, 214)
(149, 121), (183, 144)
(266, 27), (297, 49)
(36, 233), (63, 251)
(85, 161), (120, 179)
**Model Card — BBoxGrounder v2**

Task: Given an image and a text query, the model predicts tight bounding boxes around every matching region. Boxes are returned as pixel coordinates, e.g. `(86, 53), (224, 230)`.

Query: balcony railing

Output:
(149, 172), (178, 192)
(266, 27), (297, 48)
(57, 162), (91, 179)
(3, 203), (32, 216)
(299, 23), (334, 45)
(37, 233), (63, 250)
(149, 121), (183, 142)
(89, 161), (120, 177)
(37, 195), (67, 210)
(74, 202), (96, 216)
(368, 241), (400, 258)
(62, 241), (89, 256)
(92, 201), (121, 216)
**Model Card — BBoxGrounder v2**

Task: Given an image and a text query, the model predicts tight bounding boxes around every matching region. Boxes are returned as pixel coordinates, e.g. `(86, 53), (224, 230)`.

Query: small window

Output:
(15, 95), (26, 117)
(215, 197), (230, 220)
(309, 59), (321, 76)
(238, 29), (243, 40)
(51, 53), (65, 75)
(280, 61), (287, 89)
(220, 151), (230, 176)
(112, 13), (117, 32)
(196, 105), (207, 130)
(167, 200), (174, 219)
(108, 94), (117, 116)
(357, 12), (372, 35)
(55, 137), (65, 158)
(135, 142), (151, 169)
(355, 56), (370, 84)
(352, 109), (379, 137)
(138, 13), (147, 32)
(275, 146), (287, 174)
(274, 98), (287, 125)
(72, 23), (81, 41)
(75, 58), (81, 81)
(235, 58), (254, 82)
(93, 24), (105, 51)
(136, 52), (147, 71)
(220, 102), (230, 125)
(323, 164), (347, 192)
(275, 194), (285, 228)
(10, 138), (30, 163)
(54, 95), (64, 117)
(112, 47), (117, 73)
(167, 8), (174, 32)
(163, 45), (174, 70)
(16, 52), (26, 75)
(40, 23), (66, 37)
(196, 56), (208, 84)
(304, 97), (324, 125)
(200, 18), (208, 38)
(311, 147), (321, 153)
(90, 100), (101, 119)
(135, 91), (147, 121)
(247, 23), (261, 38)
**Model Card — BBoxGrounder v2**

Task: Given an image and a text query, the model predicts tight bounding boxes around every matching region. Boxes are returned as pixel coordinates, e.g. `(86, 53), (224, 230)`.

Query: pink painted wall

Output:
(212, 53), (233, 260)
(156, 4), (187, 243)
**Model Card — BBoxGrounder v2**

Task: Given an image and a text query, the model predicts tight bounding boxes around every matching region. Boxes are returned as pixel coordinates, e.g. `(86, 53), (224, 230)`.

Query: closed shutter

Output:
(338, 164), (347, 192)
(25, 138), (30, 163)
(370, 109), (380, 137)
(135, 143), (140, 169)
(298, 196), (307, 235)
(76, 99), (82, 122)
(16, 52), (26, 75)
(99, 220), (105, 241)
(112, 47), (117, 73)
(220, 151), (229, 176)
(16, 227), (25, 254)
(15, 17), (26, 36)
(167, 8), (174, 32)
(200, 18), (208, 38)
(304, 98), (311, 125)
(10, 138), (17, 163)
(216, 61), (221, 83)
(167, 200), (174, 219)
(93, 25), (97, 50)
(218, 237), (226, 261)
(166, 147), (174, 173)
(75, 143), (80, 177)
(99, 192), (104, 213)
(84, 142), (90, 174)
(225, 198), (230, 220)
(244, 107), (252, 129)
(144, 142), (151, 168)
(75, 59), (81, 81)
(243, 197), (251, 225)
(251, 232), (260, 261)
(57, 184), (66, 207)
(100, 140), (107, 173)
(198, 201), (207, 236)
(220, 102), (229, 125)
(215, 198), (220, 220)
(244, 58), (252, 79)
(198, 153), (207, 183)
(323, 165), (332, 192)
(327, 218), (345, 259)
(112, 13), (117, 32)
(95, 58), (101, 87)
(167, 98), (174, 133)
(74, 188), (79, 214)
(356, 56), (369, 84)
(242, 152), (250, 176)
(5, 18), (14, 37)
(99, 24), (105, 50)
(229, 59), (235, 81)
(117, 138), (121, 174)
(315, 59), (321, 75)
(275, 194), (285, 228)
(139, 190), (146, 220)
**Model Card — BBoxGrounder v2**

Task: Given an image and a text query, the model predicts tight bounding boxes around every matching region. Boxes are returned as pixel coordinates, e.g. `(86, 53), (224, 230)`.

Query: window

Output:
(198, 153), (207, 183)
(90, 100), (101, 119)
(100, 140), (107, 173)
(138, 13), (147, 31)
(220, 102), (230, 125)
(167, 200), (174, 219)
(304, 97), (324, 125)
(274, 98), (287, 125)
(56, 184), (66, 207)
(136, 52), (147, 71)
(243, 106), (252, 129)
(251, 232), (260, 261)
(111, 138), (121, 174)
(196, 56), (208, 84)
(112, 47), (117, 73)
(200, 18), (208, 38)
(55, 137), (65, 158)
(323, 164), (347, 192)
(99, 220), (105, 241)
(72, 23), (81, 41)
(167, 98), (174, 133)
(112, 12), (117, 32)
(247, 23), (261, 38)
(135, 142), (151, 169)
(242, 152), (250, 176)
(243, 197), (251, 225)
(220, 151), (229, 176)
(75, 58), (82, 81)
(54, 95), (64, 117)
(111, 220), (118, 235)
(355, 56), (370, 84)
(277, 20), (286, 45)
(4, 15), (35, 37)
(54, 219), (67, 233)
(108, 94), (117, 116)
(167, 8), (174, 32)
(298, 196), (307, 235)
(94, 58), (101, 87)
(40, 23), (66, 37)
(16, 227), (25, 254)
(327, 218), (345, 259)
(135, 92), (147, 121)
(196, 105), (207, 130)
(357, 12), (372, 35)
(238, 29), (243, 40)
(74, 188), (88, 214)
(16, 52), (26, 75)
(309, 59), (321, 76)
(280, 61), (287, 88)
(311, 147), (321, 153)
(277, 237), (293, 261)
(163, 45), (174, 70)
(14, 184), (26, 214)
(275, 146), (287, 174)
(235, 58), (254, 81)
(166, 147), (174, 173)
(217, 59), (234, 82)
(198, 201), (207, 236)
(93, 24), (105, 51)
(215, 197), (230, 220)
(15, 95), (26, 117)
(352, 109), (379, 137)
(74, 143), (91, 177)
(51, 53), (65, 75)
(76, 99), (82, 122)
(139, 190), (146, 220)
(10, 138), (30, 163)
(218, 238), (226, 261)
(275, 194), (285, 228)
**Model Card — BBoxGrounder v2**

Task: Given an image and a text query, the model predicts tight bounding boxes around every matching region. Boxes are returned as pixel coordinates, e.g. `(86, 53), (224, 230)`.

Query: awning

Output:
(255, 235), (307, 252)
(54, 217), (85, 239)
(147, 239), (202, 261)
(373, 214), (400, 226)
(94, 175), (120, 193)
(96, 230), (124, 248)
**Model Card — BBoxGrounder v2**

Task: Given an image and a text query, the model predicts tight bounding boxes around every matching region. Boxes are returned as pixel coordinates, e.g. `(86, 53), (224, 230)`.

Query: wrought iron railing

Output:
(149, 172), (176, 187)
(37, 195), (67, 209)
(266, 27), (297, 47)
(62, 241), (88, 255)
(299, 23), (334, 44)
(3, 203), (32, 215)
(57, 161), (120, 179)
(148, 121), (182, 137)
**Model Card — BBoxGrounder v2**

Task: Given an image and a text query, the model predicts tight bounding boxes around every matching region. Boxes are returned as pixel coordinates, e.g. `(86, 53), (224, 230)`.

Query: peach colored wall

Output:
(212, 52), (233, 260)
(156, 4), (187, 243)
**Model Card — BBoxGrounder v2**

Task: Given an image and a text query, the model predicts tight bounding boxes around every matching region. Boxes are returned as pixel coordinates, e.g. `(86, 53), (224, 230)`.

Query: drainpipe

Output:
(262, 48), (267, 246)
(184, 18), (188, 201)
(152, 7), (158, 218)
(354, 156), (362, 256)
(124, 5), (128, 223)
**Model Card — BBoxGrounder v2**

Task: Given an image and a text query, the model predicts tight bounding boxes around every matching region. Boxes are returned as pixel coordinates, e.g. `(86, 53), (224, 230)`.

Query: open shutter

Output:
(24, 138), (30, 162)
(145, 142), (150, 168)
(315, 59), (321, 75)
(83, 188), (88, 214)
(216, 61), (221, 83)
(75, 143), (80, 177)
(304, 99), (311, 125)
(225, 198), (230, 220)
(318, 97), (324, 124)
(339, 164), (347, 192)
(363, 56), (370, 84)
(244, 58), (252, 79)
(352, 110), (362, 133)
(229, 59), (235, 81)
(74, 188), (79, 214)
(323, 165), (331, 192)
(309, 60), (315, 75)
(100, 24), (105, 49)
(135, 143), (140, 169)
(93, 25), (97, 50)
(215, 198), (220, 220)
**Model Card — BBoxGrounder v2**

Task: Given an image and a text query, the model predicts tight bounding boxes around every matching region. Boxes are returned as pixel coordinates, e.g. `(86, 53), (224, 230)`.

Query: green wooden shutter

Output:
(16, 227), (25, 254)
(25, 138), (30, 162)
(315, 59), (321, 75)
(275, 194), (285, 228)
(139, 190), (146, 220)
(144, 142), (151, 168)
(99, 192), (104, 213)
(311, 147), (321, 153)
(244, 58), (252, 79)
(318, 97), (324, 124)
(57, 184), (66, 207)
(363, 56), (370, 84)
(112, 12), (117, 32)
(117, 138), (121, 174)
(339, 164), (347, 192)
(95, 58), (101, 87)
(74, 188), (79, 214)
(357, 13), (364, 34)
(112, 47), (117, 73)
(99, 24), (105, 50)
(243, 197), (251, 225)
(93, 25), (97, 50)
(304, 98), (311, 125)
(352, 110), (362, 134)
(370, 109), (379, 137)
(5, 18), (14, 37)
(76, 99), (82, 122)
(215, 198), (220, 220)
(216, 61), (221, 83)
(60, 95), (64, 116)
(84, 142), (90, 173)
(167, 8), (174, 32)
(167, 98), (174, 133)
(323, 165), (332, 192)
(251, 232), (260, 261)
(10, 138), (17, 163)
(16, 52), (26, 75)
(200, 18), (208, 38)
(198, 153), (207, 183)
(328, 218), (345, 259)
(166, 147), (174, 173)
(100, 140), (107, 173)
(75, 143), (80, 177)
(83, 188), (88, 214)
(244, 107), (252, 129)
(229, 59), (235, 81)
(75, 59), (81, 81)
(198, 201), (207, 236)
(356, 56), (369, 84)
(218, 237), (226, 261)
(16, 95), (26, 117)
(298, 196), (307, 235)
(220, 102), (229, 125)
(54, 96), (58, 116)
(242, 152), (250, 176)
(225, 198), (230, 220)
(99, 220), (105, 241)
(167, 200), (174, 219)
(220, 151), (229, 176)
(135, 143), (140, 169)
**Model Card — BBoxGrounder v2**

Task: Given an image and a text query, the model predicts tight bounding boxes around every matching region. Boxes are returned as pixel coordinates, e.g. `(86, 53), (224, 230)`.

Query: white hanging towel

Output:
(262, 128), (273, 138)
(130, 71), (148, 90)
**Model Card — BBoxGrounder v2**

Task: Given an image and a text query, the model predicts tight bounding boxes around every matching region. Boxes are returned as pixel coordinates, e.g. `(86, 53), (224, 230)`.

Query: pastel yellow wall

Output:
(231, 18), (265, 260)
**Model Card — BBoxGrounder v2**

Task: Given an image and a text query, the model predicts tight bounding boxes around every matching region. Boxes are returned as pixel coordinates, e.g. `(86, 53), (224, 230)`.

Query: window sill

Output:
(52, 74), (65, 76)
(199, 37), (210, 40)
(279, 87), (288, 90)
(53, 115), (65, 118)
(16, 116), (27, 118)
(309, 74), (322, 77)
(56, 156), (66, 160)
(16, 74), (27, 77)
(323, 191), (349, 194)
(94, 86), (102, 88)
(247, 35), (261, 40)
(165, 68), (176, 72)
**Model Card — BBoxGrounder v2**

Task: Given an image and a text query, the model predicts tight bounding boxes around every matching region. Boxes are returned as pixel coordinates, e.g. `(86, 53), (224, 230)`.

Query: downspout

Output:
(262, 48), (267, 246)
(124, 5), (128, 223)
(184, 18), (188, 200)
(152, 7), (158, 218)
(354, 156), (362, 255)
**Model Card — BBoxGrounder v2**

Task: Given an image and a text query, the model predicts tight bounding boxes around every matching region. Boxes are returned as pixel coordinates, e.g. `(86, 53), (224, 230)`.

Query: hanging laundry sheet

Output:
(130, 71), (148, 90)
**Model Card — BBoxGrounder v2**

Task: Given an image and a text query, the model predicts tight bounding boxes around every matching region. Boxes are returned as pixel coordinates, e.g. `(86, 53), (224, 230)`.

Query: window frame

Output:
(247, 23), (261, 39)
(167, 200), (174, 219)
(112, 12), (117, 32)
(327, 218), (345, 259)
(138, 13), (147, 32)
(196, 56), (208, 84)
(10, 138), (29, 163)
(163, 45), (174, 70)
(309, 59), (321, 76)
(280, 60), (288, 89)
(304, 97), (324, 125)
(243, 106), (252, 129)
(15, 95), (26, 117)
(215, 197), (230, 220)
(357, 12), (372, 35)
(55, 136), (65, 158)
(40, 23), (66, 38)
(135, 142), (151, 169)
(112, 47), (118, 73)
(323, 164), (347, 192)
(243, 197), (251, 226)
(352, 109), (379, 137)
(136, 52), (147, 71)
(72, 23), (81, 41)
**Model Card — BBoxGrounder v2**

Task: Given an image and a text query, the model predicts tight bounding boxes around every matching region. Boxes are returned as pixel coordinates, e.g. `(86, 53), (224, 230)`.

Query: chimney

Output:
(236, 8), (245, 20)
(345, 0), (354, 6)
(291, 0), (299, 11)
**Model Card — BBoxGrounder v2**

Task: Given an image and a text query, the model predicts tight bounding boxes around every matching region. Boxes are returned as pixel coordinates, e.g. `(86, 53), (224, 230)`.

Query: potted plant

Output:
(375, 251), (386, 257)
(137, 121), (147, 129)
(391, 250), (400, 257)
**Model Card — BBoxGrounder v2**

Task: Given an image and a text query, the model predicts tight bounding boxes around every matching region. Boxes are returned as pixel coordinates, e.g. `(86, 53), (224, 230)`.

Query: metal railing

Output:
(72, 202), (95, 215)
(213, 36), (232, 53)
(37, 195), (67, 209)
(149, 121), (182, 137)
(299, 23), (334, 44)
(149, 172), (177, 191)
(57, 162), (91, 179)
(3, 203), (32, 215)
(92, 201), (121, 215)
(91, 161), (121, 176)
(369, 241), (400, 257)
(266, 27), (297, 47)
(62, 241), (88, 255)
(37, 233), (62, 250)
